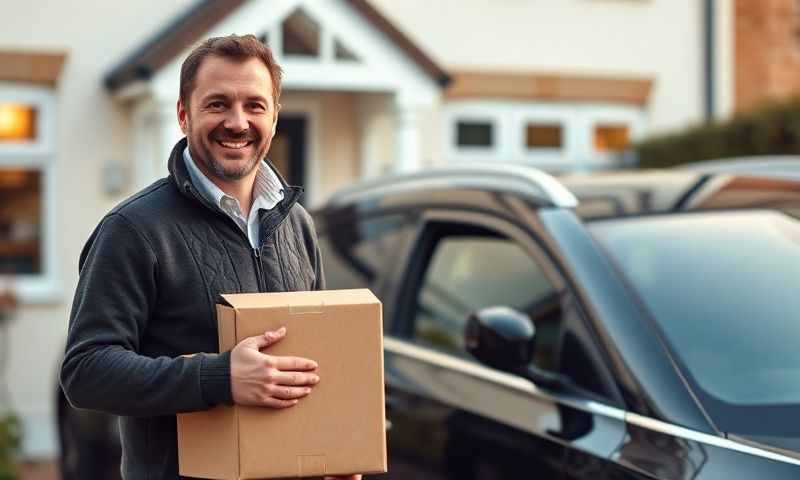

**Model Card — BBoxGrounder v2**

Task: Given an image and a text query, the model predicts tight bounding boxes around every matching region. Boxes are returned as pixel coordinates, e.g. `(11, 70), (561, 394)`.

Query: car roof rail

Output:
(328, 163), (579, 208)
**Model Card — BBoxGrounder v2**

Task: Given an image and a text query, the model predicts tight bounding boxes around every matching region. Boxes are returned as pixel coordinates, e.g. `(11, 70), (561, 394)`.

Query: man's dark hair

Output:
(179, 34), (283, 106)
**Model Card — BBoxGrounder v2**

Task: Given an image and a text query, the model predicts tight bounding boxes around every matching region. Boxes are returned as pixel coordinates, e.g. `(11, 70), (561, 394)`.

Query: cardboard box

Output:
(177, 289), (387, 479)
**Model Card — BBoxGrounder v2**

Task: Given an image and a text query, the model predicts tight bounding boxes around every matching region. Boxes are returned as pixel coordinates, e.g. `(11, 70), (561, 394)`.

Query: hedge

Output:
(633, 97), (800, 169)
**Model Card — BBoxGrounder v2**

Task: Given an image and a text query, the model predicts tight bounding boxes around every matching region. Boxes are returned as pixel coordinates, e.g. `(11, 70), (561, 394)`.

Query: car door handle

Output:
(385, 417), (393, 431)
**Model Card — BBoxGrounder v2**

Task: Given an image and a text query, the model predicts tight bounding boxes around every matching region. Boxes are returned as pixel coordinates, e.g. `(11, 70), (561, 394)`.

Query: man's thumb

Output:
(250, 326), (286, 350)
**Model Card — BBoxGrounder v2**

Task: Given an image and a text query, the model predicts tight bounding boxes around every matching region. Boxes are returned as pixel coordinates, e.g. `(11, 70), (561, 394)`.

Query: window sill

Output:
(6, 277), (62, 305)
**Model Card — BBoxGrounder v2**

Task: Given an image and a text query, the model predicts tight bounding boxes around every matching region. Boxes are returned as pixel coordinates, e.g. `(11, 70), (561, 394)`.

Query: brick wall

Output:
(735, 0), (800, 112)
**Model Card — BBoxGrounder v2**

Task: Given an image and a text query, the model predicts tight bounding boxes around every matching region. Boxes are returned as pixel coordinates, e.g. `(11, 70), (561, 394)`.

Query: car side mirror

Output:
(465, 306), (535, 371)
(465, 306), (571, 391)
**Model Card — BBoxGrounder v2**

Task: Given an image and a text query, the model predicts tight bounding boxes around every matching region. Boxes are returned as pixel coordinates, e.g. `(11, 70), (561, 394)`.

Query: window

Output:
(334, 39), (359, 62)
(282, 8), (320, 57)
(410, 226), (561, 372)
(525, 123), (562, 149)
(456, 121), (493, 147)
(594, 124), (630, 152)
(0, 169), (41, 274)
(402, 221), (616, 399)
(318, 214), (413, 294)
(0, 104), (37, 142)
(0, 86), (57, 302)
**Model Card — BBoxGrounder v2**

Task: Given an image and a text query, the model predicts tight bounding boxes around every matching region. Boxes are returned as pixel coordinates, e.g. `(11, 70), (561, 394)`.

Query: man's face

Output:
(178, 56), (279, 182)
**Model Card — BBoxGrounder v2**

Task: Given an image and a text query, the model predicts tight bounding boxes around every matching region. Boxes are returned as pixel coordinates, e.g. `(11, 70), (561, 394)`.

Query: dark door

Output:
(271, 115), (307, 202)
(384, 210), (630, 480)
(384, 211), (569, 479)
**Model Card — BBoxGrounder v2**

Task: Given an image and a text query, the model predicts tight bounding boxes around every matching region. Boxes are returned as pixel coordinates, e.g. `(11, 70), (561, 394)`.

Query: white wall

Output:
(0, 0), (194, 458)
(369, 0), (706, 135)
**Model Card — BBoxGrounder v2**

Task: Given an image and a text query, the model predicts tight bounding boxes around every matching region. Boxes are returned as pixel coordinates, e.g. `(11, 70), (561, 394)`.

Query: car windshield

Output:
(589, 210), (800, 409)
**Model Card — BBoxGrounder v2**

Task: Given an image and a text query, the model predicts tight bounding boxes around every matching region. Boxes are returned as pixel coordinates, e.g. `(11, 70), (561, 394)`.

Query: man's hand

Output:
(230, 326), (320, 408)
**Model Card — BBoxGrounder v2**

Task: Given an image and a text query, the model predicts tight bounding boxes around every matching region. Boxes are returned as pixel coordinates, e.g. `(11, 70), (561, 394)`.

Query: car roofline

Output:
(327, 163), (579, 209)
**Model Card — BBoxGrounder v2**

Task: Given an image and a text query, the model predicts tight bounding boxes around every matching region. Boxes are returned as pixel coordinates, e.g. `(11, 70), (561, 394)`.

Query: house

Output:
(0, 0), (790, 461)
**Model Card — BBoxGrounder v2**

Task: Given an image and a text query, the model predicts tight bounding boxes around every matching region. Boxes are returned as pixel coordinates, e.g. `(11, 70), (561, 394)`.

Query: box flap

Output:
(219, 289), (379, 310)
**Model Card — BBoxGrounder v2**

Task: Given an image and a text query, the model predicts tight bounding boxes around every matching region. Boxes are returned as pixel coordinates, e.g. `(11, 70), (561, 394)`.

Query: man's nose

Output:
(223, 106), (248, 132)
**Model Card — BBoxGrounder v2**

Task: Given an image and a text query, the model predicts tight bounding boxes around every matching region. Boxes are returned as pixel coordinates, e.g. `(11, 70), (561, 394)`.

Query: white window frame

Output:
(513, 106), (575, 167)
(581, 104), (647, 165)
(0, 83), (59, 303)
(445, 102), (508, 162)
(444, 100), (646, 172)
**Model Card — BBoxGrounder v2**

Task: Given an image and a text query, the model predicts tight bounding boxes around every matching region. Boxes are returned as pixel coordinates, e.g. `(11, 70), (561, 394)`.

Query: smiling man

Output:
(60, 35), (360, 480)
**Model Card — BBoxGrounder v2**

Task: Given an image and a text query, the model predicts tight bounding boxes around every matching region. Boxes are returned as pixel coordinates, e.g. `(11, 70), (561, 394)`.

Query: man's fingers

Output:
(269, 385), (312, 400)
(260, 397), (300, 409)
(249, 326), (286, 349)
(271, 371), (320, 386)
(272, 355), (318, 371)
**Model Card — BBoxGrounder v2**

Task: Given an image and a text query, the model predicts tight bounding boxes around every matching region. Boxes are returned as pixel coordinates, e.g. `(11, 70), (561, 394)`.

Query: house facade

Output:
(0, 0), (786, 460)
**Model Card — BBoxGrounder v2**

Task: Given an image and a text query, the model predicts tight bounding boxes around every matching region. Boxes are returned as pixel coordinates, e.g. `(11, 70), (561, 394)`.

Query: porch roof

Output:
(104, 0), (450, 92)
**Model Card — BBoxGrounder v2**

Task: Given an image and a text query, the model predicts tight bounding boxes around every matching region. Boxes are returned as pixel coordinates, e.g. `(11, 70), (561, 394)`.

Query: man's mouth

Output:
(216, 140), (253, 149)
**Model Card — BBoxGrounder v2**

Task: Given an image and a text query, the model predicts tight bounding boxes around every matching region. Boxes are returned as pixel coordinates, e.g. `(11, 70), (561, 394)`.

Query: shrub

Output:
(634, 97), (800, 168)
(0, 413), (21, 480)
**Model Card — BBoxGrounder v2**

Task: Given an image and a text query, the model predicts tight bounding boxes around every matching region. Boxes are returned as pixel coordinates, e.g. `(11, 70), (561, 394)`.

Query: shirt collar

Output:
(182, 146), (284, 214)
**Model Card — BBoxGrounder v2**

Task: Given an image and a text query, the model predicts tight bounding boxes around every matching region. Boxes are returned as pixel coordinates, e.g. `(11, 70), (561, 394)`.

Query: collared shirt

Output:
(183, 147), (284, 249)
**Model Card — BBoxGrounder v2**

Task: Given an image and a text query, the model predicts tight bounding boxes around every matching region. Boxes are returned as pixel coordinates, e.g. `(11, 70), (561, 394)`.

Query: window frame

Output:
(315, 208), (419, 333)
(392, 209), (622, 403)
(443, 100), (646, 171)
(444, 103), (506, 161)
(393, 209), (565, 339)
(0, 83), (59, 303)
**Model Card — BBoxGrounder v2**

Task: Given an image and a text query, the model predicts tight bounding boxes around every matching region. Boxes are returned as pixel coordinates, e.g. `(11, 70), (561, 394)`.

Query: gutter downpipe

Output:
(704, 0), (716, 121)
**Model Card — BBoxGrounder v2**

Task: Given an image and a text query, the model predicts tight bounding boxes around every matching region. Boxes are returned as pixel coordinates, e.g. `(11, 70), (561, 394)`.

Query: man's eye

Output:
(207, 101), (225, 109)
(250, 103), (266, 111)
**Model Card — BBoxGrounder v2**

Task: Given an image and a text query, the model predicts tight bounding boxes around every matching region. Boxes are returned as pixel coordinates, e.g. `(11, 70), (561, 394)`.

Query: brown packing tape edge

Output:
(288, 302), (325, 315)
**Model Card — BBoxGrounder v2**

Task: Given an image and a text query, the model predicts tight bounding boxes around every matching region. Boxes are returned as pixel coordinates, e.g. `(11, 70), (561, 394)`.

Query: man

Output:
(60, 34), (361, 480)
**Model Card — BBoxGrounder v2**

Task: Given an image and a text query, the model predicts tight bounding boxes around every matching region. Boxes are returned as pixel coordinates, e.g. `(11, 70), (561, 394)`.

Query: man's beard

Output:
(189, 121), (266, 181)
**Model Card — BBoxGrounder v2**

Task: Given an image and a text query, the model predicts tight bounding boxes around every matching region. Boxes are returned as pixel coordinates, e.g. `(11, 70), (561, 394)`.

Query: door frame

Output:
(276, 97), (322, 206)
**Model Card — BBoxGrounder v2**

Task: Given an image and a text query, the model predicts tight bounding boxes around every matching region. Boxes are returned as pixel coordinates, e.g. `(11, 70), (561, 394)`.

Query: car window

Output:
(410, 226), (562, 372)
(318, 214), (412, 294)
(590, 210), (800, 408)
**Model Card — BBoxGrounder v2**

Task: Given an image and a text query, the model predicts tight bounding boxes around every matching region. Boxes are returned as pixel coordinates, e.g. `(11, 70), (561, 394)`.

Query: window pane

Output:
(412, 232), (559, 369)
(0, 169), (42, 274)
(456, 121), (493, 147)
(590, 211), (800, 406)
(526, 123), (562, 148)
(318, 215), (412, 293)
(282, 8), (320, 56)
(334, 39), (359, 62)
(0, 104), (37, 141)
(594, 124), (630, 152)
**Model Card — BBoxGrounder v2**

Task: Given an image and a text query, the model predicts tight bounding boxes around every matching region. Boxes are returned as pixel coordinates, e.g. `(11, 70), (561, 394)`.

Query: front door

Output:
(271, 115), (307, 203)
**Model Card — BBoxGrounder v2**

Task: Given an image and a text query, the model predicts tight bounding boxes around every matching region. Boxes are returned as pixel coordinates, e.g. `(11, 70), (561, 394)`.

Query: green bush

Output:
(0, 413), (22, 480)
(634, 97), (800, 169)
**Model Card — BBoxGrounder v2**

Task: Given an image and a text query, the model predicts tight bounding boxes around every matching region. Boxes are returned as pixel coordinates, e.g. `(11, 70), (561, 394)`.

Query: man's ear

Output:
(177, 99), (188, 135)
(271, 103), (281, 136)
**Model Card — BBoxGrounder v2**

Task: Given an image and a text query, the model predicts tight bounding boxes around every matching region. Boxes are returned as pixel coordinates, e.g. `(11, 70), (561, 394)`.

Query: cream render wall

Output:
(280, 91), (361, 205)
(370, 0), (707, 135)
(1, 0), (194, 457)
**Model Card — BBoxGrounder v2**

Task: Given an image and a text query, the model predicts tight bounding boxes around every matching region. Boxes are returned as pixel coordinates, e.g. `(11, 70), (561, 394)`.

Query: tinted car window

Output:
(318, 214), (412, 294)
(411, 227), (561, 371)
(590, 210), (800, 407)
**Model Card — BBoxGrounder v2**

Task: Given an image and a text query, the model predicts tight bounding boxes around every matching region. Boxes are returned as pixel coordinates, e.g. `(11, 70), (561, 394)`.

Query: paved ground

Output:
(20, 460), (59, 480)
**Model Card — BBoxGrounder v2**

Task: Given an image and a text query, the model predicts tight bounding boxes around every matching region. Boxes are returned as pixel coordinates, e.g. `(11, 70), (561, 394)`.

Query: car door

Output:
(384, 209), (629, 480)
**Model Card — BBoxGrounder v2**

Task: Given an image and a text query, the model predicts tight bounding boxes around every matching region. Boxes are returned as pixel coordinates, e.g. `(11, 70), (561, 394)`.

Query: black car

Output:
(313, 164), (800, 479)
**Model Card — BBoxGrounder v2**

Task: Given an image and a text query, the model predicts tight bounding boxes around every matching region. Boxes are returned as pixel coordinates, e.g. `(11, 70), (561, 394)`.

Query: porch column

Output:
(156, 100), (184, 178)
(394, 98), (421, 173)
